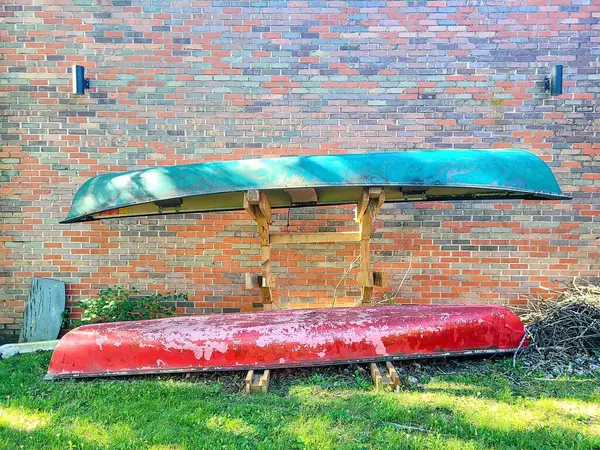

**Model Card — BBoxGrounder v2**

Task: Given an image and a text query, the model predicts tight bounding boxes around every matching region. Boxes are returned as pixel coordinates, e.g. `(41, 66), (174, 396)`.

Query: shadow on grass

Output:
(0, 353), (598, 449)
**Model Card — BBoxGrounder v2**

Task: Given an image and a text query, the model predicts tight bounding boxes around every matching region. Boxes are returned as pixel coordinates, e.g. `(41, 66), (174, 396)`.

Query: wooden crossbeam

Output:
(245, 369), (270, 393)
(370, 361), (400, 391)
(270, 231), (361, 245)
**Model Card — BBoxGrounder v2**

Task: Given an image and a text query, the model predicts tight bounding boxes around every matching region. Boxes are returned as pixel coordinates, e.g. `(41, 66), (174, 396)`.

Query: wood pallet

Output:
(243, 187), (386, 308)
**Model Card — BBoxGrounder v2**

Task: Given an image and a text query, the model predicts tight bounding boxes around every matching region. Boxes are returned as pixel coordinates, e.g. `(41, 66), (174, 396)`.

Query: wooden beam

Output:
(361, 286), (374, 306)
(386, 361), (400, 387)
(245, 190), (274, 307)
(286, 188), (318, 204)
(368, 187), (383, 199)
(356, 188), (385, 306)
(246, 189), (260, 204)
(270, 231), (361, 245)
(371, 188), (385, 217)
(355, 188), (370, 223)
(258, 192), (272, 224)
(243, 190), (258, 220)
(244, 369), (271, 393)
(358, 206), (374, 289)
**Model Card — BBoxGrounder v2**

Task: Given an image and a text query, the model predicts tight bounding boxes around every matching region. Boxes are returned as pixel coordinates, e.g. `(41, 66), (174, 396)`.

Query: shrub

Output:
(77, 286), (181, 324)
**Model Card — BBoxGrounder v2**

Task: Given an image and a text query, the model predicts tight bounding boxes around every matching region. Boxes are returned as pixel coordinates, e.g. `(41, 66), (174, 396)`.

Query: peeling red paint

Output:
(46, 305), (526, 379)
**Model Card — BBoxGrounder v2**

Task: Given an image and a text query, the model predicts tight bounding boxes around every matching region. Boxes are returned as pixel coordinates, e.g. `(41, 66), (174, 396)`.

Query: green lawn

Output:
(0, 353), (598, 450)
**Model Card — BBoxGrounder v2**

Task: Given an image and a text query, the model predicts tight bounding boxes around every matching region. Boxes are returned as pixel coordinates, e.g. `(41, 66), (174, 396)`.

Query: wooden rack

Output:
(244, 187), (386, 308)
(369, 362), (401, 391)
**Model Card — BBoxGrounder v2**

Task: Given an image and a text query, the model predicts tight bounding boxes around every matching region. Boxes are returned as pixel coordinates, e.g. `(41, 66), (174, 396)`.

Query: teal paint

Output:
(61, 149), (568, 224)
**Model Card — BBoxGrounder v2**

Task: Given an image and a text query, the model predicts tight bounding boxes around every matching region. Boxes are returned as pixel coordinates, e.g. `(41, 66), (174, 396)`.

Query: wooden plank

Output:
(258, 192), (272, 224)
(357, 188), (385, 305)
(256, 195), (273, 305)
(244, 370), (254, 392)
(243, 192), (257, 220)
(258, 370), (271, 392)
(286, 188), (318, 204)
(358, 206), (373, 288)
(370, 362), (384, 390)
(361, 287), (373, 306)
(370, 362), (400, 391)
(371, 188), (386, 217)
(270, 231), (361, 245)
(386, 361), (400, 387)
(368, 187), (383, 199)
(245, 369), (271, 393)
(246, 189), (260, 204)
(245, 190), (274, 307)
(355, 188), (370, 223)
(20, 278), (66, 343)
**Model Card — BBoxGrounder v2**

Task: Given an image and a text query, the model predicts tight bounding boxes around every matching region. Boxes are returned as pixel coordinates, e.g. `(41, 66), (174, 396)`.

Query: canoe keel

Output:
(46, 305), (526, 379)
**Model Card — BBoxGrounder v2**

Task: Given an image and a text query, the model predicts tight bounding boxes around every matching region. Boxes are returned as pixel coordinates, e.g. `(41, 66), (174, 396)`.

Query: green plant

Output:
(60, 309), (71, 329)
(77, 286), (181, 324)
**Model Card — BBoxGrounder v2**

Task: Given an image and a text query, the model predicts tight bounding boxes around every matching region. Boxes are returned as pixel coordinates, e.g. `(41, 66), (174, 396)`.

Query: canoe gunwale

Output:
(43, 347), (517, 380)
(60, 181), (569, 224)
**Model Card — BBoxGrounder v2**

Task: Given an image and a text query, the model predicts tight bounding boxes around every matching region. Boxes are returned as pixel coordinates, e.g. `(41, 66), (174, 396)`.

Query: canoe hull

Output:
(46, 305), (526, 379)
(61, 149), (568, 223)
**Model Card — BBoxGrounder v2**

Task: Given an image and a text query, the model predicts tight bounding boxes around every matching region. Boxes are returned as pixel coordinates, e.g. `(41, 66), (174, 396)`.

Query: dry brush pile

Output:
(515, 280), (600, 376)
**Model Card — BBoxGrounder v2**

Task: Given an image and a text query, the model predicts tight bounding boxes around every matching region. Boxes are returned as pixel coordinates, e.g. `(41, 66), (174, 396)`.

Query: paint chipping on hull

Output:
(46, 305), (526, 379)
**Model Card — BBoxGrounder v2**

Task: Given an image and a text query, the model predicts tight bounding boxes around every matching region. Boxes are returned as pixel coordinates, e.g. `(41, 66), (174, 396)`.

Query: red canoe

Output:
(45, 305), (526, 379)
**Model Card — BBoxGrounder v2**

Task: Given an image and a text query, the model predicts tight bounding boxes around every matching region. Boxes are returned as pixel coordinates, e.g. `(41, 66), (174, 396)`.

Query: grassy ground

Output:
(0, 353), (598, 450)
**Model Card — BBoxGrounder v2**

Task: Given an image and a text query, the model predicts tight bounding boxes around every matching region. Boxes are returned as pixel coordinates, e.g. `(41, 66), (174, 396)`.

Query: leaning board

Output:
(20, 278), (66, 343)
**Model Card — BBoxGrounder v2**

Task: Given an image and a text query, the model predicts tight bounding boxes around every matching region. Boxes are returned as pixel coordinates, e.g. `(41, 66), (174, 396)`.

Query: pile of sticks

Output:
(517, 280), (600, 372)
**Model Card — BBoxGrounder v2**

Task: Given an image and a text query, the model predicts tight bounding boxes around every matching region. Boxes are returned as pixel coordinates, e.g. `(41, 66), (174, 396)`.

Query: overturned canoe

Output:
(46, 305), (526, 379)
(61, 149), (567, 223)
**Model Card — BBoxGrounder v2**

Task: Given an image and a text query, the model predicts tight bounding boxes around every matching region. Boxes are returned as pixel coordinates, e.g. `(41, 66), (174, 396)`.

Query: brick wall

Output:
(1, 0), (599, 343)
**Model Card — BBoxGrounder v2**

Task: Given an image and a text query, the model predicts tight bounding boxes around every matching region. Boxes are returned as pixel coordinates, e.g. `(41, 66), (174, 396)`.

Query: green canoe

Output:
(60, 149), (568, 224)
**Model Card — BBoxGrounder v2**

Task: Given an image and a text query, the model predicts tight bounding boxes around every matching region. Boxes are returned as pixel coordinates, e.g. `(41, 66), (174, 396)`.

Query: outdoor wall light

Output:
(544, 65), (563, 96)
(72, 64), (90, 95)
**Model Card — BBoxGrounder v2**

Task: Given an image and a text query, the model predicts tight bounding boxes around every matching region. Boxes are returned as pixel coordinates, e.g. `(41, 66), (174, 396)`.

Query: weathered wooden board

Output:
(19, 278), (66, 343)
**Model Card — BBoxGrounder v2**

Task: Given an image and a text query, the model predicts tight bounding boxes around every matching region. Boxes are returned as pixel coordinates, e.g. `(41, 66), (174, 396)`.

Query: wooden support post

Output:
(359, 208), (374, 306)
(356, 188), (385, 306)
(245, 369), (270, 393)
(369, 361), (400, 391)
(244, 190), (274, 309)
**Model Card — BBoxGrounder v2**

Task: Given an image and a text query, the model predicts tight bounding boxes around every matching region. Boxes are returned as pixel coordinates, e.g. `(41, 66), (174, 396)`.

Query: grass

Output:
(0, 353), (598, 450)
